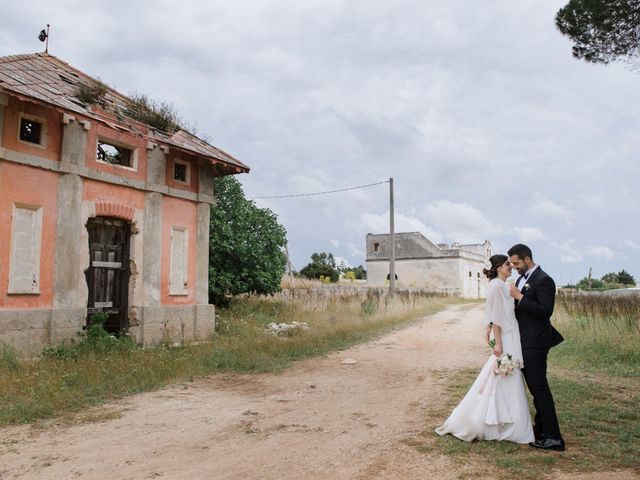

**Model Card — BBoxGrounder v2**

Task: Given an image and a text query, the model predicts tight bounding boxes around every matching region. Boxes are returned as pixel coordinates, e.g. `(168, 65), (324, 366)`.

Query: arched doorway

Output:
(85, 217), (131, 334)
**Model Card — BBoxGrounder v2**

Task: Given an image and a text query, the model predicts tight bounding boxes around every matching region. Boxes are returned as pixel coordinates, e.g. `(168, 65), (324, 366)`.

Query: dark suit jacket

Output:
(515, 267), (564, 350)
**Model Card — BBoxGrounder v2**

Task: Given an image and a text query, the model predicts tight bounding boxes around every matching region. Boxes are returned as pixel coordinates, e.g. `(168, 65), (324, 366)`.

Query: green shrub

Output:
(43, 313), (136, 359)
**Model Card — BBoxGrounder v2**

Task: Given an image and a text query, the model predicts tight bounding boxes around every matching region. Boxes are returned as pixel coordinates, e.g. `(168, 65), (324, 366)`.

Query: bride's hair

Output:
(483, 254), (508, 279)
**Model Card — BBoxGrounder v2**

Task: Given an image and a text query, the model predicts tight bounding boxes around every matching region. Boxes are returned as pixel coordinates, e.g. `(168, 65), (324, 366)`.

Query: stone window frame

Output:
(172, 158), (191, 185)
(18, 112), (47, 149)
(8, 203), (43, 295)
(96, 136), (139, 172)
(169, 226), (189, 296)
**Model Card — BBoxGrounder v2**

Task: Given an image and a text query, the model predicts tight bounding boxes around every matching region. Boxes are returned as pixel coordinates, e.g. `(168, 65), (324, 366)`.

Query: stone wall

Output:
(367, 257), (463, 294)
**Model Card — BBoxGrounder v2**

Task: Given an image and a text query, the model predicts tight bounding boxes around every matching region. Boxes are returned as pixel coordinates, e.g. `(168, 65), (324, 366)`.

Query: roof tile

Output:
(0, 52), (248, 173)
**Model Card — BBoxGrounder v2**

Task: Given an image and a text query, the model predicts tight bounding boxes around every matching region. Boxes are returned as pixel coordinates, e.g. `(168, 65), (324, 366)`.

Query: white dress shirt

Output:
(516, 264), (539, 291)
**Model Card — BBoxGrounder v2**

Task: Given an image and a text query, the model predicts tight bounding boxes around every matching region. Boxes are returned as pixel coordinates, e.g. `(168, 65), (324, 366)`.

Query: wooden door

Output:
(85, 217), (131, 334)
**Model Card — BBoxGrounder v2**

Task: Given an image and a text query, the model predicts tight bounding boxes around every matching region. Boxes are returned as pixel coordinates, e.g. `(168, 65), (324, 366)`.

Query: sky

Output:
(2, 0), (639, 285)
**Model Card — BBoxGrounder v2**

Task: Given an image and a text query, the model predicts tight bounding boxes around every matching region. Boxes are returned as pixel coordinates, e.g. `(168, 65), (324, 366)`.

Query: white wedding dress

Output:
(435, 278), (534, 443)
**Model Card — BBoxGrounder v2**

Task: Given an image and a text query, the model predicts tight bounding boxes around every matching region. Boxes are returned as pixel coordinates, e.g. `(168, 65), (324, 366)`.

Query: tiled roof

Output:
(0, 53), (249, 173)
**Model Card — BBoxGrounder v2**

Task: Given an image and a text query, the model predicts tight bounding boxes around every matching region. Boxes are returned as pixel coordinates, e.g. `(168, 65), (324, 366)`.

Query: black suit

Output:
(515, 267), (563, 440)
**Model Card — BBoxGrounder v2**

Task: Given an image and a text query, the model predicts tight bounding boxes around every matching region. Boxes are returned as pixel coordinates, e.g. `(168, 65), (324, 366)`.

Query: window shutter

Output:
(9, 205), (43, 293)
(170, 227), (188, 295)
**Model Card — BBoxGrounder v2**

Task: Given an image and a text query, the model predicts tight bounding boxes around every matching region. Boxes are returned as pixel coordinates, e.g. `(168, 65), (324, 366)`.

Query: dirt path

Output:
(1, 304), (636, 480)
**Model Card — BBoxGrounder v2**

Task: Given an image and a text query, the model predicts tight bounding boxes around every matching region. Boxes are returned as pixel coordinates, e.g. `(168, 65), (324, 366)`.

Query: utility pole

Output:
(389, 177), (395, 298)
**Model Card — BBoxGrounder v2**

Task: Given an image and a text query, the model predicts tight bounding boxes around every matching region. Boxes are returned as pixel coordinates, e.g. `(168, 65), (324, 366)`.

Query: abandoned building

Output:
(366, 232), (493, 298)
(0, 53), (249, 355)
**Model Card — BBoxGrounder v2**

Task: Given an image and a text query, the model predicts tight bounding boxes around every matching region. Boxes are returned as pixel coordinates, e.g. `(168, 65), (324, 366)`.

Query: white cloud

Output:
(556, 241), (617, 263)
(422, 200), (503, 243)
(330, 239), (341, 248)
(349, 211), (441, 241)
(528, 193), (573, 221)
(584, 245), (616, 261)
(513, 227), (545, 243)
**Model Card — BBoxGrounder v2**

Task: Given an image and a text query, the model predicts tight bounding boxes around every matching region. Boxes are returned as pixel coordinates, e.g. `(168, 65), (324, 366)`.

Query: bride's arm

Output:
(492, 324), (503, 357)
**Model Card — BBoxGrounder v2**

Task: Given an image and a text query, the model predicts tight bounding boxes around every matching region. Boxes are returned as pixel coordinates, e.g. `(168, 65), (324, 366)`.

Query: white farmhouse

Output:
(366, 232), (493, 298)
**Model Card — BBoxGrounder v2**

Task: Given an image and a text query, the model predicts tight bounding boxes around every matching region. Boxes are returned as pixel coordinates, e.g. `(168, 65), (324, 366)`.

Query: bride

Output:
(435, 254), (534, 444)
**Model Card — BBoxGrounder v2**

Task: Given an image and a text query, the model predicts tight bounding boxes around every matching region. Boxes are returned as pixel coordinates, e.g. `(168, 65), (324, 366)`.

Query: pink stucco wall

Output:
(0, 162), (58, 308)
(161, 196), (198, 305)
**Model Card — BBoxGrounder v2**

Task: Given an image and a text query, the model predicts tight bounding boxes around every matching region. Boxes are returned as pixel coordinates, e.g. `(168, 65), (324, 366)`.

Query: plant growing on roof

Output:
(74, 78), (109, 107)
(124, 93), (184, 132)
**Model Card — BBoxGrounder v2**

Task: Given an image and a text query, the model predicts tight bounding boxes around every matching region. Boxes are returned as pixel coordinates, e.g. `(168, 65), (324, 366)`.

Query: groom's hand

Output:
(509, 285), (523, 301)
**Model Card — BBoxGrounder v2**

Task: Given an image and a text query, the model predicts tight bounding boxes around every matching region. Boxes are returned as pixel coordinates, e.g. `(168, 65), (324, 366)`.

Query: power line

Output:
(248, 180), (389, 199)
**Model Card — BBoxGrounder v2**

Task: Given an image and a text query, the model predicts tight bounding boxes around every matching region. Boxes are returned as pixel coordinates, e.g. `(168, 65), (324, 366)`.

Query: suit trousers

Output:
(522, 348), (562, 439)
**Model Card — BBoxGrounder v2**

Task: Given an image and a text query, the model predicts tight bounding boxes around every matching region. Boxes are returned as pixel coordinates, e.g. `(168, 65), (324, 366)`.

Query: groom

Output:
(508, 244), (565, 451)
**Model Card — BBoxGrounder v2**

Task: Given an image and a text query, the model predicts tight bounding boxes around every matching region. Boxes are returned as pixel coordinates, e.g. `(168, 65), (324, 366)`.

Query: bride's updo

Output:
(483, 254), (508, 280)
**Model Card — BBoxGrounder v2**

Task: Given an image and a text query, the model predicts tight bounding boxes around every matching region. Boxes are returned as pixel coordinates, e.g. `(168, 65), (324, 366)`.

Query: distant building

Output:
(366, 232), (492, 298)
(0, 53), (249, 355)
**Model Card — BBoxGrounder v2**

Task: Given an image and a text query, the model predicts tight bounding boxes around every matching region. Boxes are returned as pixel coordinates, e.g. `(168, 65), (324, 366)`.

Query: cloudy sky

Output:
(2, 0), (638, 285)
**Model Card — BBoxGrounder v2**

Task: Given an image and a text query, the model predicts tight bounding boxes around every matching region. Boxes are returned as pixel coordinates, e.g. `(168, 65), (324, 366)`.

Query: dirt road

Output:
(1, 304), (635, 480)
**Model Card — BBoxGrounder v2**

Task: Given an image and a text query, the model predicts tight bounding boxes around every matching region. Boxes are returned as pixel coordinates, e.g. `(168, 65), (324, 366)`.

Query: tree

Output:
(300, 252), (339, 282)
(208, 176), (287, 305)
(601, 272), (620, 284)
(555, 0), (640, 66)
(352, 265), (367, 280)
(576, 277), (605, 290)
(617, 269), (636, 286)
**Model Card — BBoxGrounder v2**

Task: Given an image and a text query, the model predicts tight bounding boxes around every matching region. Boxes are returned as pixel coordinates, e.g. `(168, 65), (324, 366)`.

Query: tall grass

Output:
(0, 289), (457, 425)
(552, 291), (640, 376)
(418, 290), (640, 478)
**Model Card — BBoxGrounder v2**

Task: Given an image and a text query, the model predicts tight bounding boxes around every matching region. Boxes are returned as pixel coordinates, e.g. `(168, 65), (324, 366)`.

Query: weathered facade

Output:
(366, 232), (492, 298)
(0, 53), (249, 355)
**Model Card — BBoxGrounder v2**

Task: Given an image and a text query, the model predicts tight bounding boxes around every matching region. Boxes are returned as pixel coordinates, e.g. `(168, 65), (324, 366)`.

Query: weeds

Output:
(0, 345), (19, 372)
(124, 94), (184, 132)
(42, 312), (136, 360)
(74, 78), (109, 107)
(0, 291), (458, 425)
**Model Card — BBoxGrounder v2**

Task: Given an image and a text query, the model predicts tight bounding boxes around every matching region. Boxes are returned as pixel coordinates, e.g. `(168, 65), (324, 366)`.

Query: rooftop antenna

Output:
(38, 24), (50, 54)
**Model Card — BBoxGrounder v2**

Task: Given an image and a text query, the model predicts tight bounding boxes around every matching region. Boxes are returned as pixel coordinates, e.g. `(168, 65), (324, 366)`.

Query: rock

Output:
(340, 358), (358, 365)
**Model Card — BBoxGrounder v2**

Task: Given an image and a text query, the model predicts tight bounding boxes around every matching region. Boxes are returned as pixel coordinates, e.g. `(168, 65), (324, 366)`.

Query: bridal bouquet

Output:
(494, 354), (523, 376)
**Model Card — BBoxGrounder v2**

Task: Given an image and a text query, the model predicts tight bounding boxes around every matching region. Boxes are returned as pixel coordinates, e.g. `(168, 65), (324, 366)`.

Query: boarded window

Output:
(8, 205), (43, 293)
(97, 140), (132, 167)
(170, 227), (188, 295)
(19, 117), (43, 145)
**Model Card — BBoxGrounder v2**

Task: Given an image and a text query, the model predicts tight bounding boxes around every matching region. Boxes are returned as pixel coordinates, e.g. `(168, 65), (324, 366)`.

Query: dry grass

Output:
(415, 292), (640, 478)
(0, 289), (460, 425)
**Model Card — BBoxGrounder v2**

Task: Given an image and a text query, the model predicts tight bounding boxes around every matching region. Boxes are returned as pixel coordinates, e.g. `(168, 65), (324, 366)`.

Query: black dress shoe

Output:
(529, 437), (565, 451)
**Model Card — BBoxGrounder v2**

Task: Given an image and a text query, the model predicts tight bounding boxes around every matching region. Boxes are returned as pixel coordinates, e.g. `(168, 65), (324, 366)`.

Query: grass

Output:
(0, 289), (459, 426)
(418, 291), (640, 479)
(551, 291), (640, 377)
